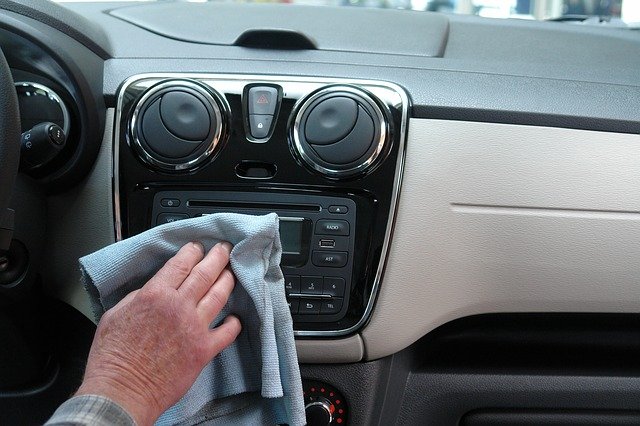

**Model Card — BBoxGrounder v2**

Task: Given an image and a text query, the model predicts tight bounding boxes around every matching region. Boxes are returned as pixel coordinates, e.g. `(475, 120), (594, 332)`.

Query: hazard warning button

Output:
(247, 86), (279, 116)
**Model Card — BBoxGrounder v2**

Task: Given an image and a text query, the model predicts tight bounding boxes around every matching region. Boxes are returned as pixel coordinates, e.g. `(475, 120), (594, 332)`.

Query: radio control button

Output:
(299, 299), (320, 314)
(301, 276), (323, 294)
(328, 205), (348, 214)
(287, 299), (299, 315)
(157, 213), (189, 224)
(284, 275), (301, 294)
(160, 198), (181, 207)
(323, 277), (346, 297)
(312, 251), (348, 268)
(321, 298), (343, 315)
(315, 220), (349, 236)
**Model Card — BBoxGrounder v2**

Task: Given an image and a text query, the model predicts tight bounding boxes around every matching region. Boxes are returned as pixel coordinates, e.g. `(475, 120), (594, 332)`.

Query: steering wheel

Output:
(0, 47), (21, 255)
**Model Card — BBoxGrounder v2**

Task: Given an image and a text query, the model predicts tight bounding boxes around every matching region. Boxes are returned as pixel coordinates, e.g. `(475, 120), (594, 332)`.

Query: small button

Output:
(321, 298), (343, 315)
(323, 277), (346, 297)
(299, 299), (320, 314)
(315, 219), (349, 236)
(157, 213), (189, 224)
(249, 114), (273, 139)
(248, 86), (279, 115)
(160, 198), (181, 207)
(301, 276), (323, 294)
(328, 205), (349, 214)
(47, 124), (65, 145)
(287, 299), (299, 315)
(312, 251), (348, 268)
(284, 275), (300, 294)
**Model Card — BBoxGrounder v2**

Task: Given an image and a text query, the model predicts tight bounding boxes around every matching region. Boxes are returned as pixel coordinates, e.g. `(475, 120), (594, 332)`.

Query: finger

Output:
(149, 242), (204, 290)
(206, 315), (242, 357)
(178, 241), (232, 301)
(197, 267), (236, 322)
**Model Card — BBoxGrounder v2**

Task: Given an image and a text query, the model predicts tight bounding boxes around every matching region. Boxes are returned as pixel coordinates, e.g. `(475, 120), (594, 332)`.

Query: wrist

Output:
(76, 375), (161, 426)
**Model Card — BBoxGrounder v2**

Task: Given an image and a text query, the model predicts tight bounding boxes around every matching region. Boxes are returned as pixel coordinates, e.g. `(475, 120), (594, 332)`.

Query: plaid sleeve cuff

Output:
(45, 394), (136, 426)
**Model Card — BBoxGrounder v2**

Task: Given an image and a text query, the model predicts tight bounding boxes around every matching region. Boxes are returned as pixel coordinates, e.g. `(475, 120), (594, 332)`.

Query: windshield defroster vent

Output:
(235, 29), (317, 50)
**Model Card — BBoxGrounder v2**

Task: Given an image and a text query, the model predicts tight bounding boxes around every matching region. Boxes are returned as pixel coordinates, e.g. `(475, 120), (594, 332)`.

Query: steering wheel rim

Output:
(0, 46), (21, 252)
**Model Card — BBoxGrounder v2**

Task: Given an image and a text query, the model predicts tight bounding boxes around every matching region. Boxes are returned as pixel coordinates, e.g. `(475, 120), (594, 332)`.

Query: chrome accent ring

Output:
(128, 79), (230, 172)
(290, 85), (390, 179)
(304, 401), (334, 424)
(15, 82), (71, 137)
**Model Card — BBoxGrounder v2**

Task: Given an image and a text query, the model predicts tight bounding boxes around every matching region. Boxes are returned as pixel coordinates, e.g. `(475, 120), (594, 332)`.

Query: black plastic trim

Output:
(235, 29), (317, 50)
(412, 105), (640, 135)
(462, 409), (640, 425)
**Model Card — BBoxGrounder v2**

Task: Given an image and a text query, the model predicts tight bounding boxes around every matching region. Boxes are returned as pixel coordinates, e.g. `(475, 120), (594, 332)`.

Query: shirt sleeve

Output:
(44, 394), (136, 426)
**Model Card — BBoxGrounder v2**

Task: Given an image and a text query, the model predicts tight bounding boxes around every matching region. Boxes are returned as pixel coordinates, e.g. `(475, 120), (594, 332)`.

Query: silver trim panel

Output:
(113, 73), (410, 338)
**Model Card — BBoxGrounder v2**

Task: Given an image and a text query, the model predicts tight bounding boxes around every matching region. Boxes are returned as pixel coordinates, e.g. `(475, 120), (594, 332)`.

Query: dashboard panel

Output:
(1, 0), (640, 424)
(114, 74), (409, 336)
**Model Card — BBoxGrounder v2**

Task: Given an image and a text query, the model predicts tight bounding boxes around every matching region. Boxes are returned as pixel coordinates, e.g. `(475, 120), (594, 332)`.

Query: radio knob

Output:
(290, 85), (390, 179)
(305, 398), (333, 426)
(130, 79), (230, 172)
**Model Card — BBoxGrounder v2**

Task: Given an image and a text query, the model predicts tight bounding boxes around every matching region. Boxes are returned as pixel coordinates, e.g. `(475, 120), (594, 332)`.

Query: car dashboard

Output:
(1, 1), (640, 424)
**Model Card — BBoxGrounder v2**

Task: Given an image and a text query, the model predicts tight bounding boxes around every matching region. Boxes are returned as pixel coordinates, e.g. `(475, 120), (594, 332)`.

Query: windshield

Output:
(54, 0), (640, 25)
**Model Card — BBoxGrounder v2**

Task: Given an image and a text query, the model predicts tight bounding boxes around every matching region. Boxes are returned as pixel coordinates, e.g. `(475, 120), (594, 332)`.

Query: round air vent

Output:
(129, 80), (229, 172)
(290, 85), (390, 179)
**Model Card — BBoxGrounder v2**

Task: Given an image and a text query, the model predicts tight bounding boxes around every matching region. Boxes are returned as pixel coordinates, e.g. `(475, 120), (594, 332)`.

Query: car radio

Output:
(114, 73), (409, 336)
(151, 191), (356, 323)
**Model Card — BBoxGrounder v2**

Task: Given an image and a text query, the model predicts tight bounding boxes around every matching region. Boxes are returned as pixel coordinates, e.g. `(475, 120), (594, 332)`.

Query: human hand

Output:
(76, 241), (242, 426)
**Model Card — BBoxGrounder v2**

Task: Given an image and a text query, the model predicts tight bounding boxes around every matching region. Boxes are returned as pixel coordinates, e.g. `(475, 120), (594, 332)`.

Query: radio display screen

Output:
(279, 218), (304, 255)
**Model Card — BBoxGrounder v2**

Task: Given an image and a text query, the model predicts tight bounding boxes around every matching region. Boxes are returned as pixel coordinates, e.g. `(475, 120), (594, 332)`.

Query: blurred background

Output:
(56, 0), (640, 24)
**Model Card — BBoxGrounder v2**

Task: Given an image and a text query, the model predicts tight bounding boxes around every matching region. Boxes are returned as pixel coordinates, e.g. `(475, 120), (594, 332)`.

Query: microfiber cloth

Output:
(79, 213), (306, 426)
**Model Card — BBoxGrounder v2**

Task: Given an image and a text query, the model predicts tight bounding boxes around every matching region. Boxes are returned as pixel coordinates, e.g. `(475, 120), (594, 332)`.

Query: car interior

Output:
(1, 0), (640, 424)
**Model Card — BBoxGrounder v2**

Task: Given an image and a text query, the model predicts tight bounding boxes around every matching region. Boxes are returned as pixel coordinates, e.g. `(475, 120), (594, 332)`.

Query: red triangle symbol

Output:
(257, 94), (269, 104)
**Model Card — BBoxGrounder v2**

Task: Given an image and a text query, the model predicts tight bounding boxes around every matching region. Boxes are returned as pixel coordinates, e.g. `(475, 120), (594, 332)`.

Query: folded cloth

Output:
(79, 213), (306, 426)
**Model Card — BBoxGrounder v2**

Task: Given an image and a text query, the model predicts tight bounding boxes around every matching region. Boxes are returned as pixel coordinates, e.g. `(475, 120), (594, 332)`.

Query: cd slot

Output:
(187, 200), (321, 212)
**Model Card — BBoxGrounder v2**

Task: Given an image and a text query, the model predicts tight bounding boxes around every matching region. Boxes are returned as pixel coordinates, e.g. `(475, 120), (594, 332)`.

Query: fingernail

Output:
(192, 241), (205, 253)
(220, 241), (233, 253)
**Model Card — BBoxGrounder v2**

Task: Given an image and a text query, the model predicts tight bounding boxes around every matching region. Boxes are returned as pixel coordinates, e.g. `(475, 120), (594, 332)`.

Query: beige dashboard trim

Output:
(296, 335), (364, 364)
(361, 118), (640, 360)
(45, 109), (116, 321)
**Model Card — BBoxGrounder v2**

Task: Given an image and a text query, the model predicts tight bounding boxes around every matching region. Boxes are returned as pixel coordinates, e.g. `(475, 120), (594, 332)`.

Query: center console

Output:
(113, 74), (409, 336)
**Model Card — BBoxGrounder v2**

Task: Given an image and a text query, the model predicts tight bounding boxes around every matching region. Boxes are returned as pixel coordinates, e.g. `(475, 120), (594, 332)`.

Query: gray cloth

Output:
(45, 395), (135, 426)
(79, 213), (306, 426)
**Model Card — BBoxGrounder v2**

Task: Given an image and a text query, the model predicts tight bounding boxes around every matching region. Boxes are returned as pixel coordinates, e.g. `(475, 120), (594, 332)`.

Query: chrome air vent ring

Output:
(290, 85), (391, 179)
(129, 79), (230, 172)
